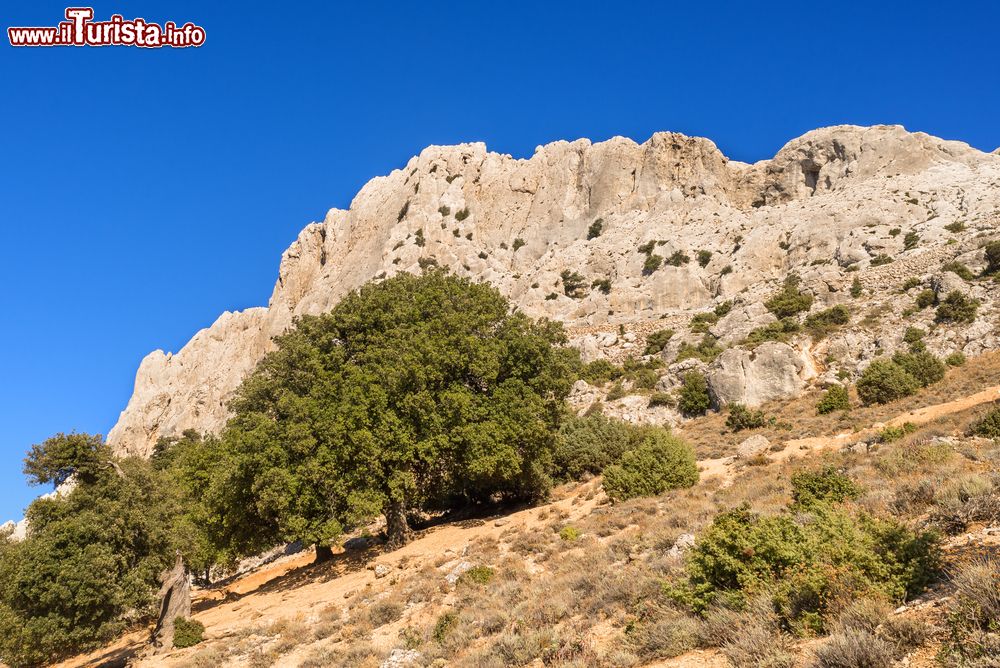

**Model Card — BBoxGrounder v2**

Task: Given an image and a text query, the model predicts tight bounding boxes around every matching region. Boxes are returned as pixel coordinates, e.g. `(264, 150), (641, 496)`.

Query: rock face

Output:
(107, 125), (1000, 456)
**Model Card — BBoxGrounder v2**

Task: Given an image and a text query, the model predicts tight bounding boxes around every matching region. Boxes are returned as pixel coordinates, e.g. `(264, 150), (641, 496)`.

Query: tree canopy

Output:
(206, 269), (579, 555)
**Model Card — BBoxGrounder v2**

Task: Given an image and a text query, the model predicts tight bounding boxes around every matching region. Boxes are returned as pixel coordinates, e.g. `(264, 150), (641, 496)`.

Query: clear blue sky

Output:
(2, 0), (998, 520)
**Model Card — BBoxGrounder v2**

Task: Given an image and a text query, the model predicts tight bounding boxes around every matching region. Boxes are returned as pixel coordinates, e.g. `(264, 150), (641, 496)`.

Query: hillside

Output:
(107, 125), (1000, 457)
(56, 351), (1000, 667)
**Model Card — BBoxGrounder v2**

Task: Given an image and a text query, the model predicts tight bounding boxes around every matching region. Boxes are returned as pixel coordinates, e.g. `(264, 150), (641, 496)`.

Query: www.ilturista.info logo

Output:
(8, 7), (205, 48)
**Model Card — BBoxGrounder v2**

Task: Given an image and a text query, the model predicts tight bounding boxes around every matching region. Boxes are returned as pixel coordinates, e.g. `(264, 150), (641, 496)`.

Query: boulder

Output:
(710, 302), (777, 345)
(707, 342), (808, 407)
(736, 435), (771, 460)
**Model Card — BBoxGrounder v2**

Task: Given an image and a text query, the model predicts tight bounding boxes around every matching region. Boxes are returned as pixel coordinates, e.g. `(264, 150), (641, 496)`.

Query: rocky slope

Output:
(107, 125), (1000, 456)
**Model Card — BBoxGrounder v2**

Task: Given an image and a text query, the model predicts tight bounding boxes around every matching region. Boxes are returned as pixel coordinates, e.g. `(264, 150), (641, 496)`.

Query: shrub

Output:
(969, 406), (1000, 439)
(579, 358), (621, 384)
(726, 404), (769, 432)
(900, 277), (921, 292)
(817, 385), (851, 415)
(870, 254), (894, 266)
(454, 207), (470, 221)
(985, 240), (1000, 274)
(765, 275), (814, 318)
(804, 305), (850, 339)
(812, 629), (895, 668)
(875, 422), (917, 443)
(914, 289), (936, 309)
(586, 218), (603, 240)
(554, 409), (620, 473)
(856, 359), (919, 405)
(558, 526), (580, 541)
(644, 328), (675, 355)
(438, 205), (451, 216)
(944, 221), (966, 233)
(606, 381), (626, 401)
(935, 291), (979, 323)
(941, 261), (975, 281)
(721, 265), (733, 275)
(697, 250), (713, 267)
(944, 351), (966, 367)
(648, 392), (674, 408)
(690, 311), (720, 333)
(850, 277), (863, 298)
(941, 558), (1000, 666)
(678, 372), (711, 417)
(903, 231), (920, 250)
(745, 318), (800, 346)
(560, 269), (587, 298)
(667, 250), (691, 266)
(643, 253), (663, 275)
(671, 504), (941, 630)
(173, 617), (206, 649)
(433, 612), (459, 643)
(676, 335), (724, 363)
(413, 228), (425, 247)
(512, 238), (526, 251)
(461, 565), (494, 585)
(903, 327), (925, 345)
(398, 200), (410, 221)
(891, 350), (945, 387)
(791, 468), (862, 508)
(591, 278), (611, 294)
(602, 429), (698, 501)
(889, 228), (901, 237)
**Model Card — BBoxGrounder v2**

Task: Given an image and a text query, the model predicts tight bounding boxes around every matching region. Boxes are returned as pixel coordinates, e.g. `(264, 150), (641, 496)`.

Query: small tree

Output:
(935, 291), (979, 323)
(678, 372), (711, 417)
(210, 270), (577, 554)
(856, 359), (919, 405)
(644, 328), (674, 355)
(816, 385), (850, 414)
(586, 219), (603, 240)
(984, 240), (1000, 274)
(891, 350), (945, 387)
(602, 428), (698, 501)
(765, 275), (813, 318)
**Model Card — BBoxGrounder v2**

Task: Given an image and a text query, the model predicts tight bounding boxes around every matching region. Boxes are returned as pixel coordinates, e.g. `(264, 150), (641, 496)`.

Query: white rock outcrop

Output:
(106, 125), (1000, 456)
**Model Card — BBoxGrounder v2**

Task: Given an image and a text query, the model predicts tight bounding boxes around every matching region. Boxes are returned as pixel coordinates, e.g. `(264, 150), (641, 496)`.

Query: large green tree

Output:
(0, 434), (180, 667)
(208, 269), (578, 557)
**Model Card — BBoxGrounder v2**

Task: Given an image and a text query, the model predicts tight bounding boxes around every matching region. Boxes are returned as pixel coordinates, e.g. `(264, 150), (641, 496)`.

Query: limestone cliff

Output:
(107, 125), (1000, 456)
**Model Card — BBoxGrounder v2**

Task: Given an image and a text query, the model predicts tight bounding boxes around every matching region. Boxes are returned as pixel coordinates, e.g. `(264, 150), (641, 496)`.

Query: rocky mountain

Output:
(107, 125), (1000, 457)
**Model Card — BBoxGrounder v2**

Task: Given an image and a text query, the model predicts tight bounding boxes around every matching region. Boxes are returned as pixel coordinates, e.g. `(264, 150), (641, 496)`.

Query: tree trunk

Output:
(151, 552), (191, 652)
(385, 500), (413, 549)
(314, 544), (335, 563)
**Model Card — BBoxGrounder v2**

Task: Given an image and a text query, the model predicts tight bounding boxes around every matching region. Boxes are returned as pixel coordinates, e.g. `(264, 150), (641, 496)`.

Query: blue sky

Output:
(1, 0), (998, 520)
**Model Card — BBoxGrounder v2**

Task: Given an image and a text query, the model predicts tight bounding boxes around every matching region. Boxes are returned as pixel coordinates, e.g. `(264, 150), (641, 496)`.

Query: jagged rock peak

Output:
(106, 125), (999, 457)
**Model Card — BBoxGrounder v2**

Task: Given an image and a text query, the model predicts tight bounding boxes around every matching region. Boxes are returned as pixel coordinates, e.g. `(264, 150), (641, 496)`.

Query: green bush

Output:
(765, 275), (814, 318)
(690, 311), (720, 333)
(461, 565), (494, 585)
(644, 328), (675, 355)
(591, 278), (611, 294)
(791, 467), (862, 508)
(914, 289), (936, 309)
(560, 270), (587, 298)
(870, 254), (894, 266)
(433, 611), (459, 643)
(984, 240), (1000, 274)
(643, 253), (663, 275)
(512, 238), (526, 251)
(876, 422), (917, 443)
(804, 305), (850, 339)
(648, 392), (674, 408)
(697, 250), (713, 267)
(552, 413), (639, 480)
(678, 372), (711, 417)
(602, 428), (698, 501)
(816, 385), (851, 414)
(903, 231), (920, 251)
(900, 277), (921, 292)
(454, 207), (470, 221)
(969, 406), (1000, 439)
(667, 250), (691, 266)
(944, 221), (966, 233)
(850, 277), (864, 298)
(586, 219), (603, 240)
(856, 359), (920, 405)
(744, 318), (800, 346)
(902, 327), (925, 345)
(676, 335), (724, 363)
(891, 350), (945, 387)
(935, 291), (979, 323)
(944, 351), (966, 367)
(725, 404), (769, 432)
(559, 526), (581, 541)
(173, 617), (205, 649)
(941, 261), (974, 281)
(940, 558), (1000, 665)
(670, 503), (940, 631)
(579, 358), (622, 385)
